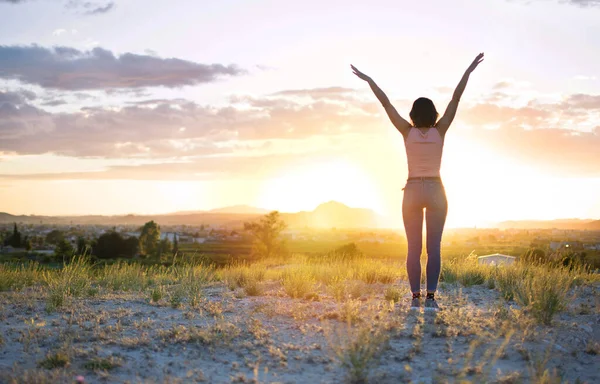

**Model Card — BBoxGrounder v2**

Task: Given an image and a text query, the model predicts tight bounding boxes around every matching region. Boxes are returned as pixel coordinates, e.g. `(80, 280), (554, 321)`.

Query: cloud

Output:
(561, 94), (600, 109)
(52, 29), (67, 36)
(0, 152), (332, 181)
(1, 0), (116, 14)
(85, 2), (114, 14)
(0, 90), (36, 105)
(511, 0), (600, 6)
(271, 87), (357, 100)
(573, 75), (598, 81)
(492, 81), (511, 90)
(565, 0), (600, 6)
(468, 126), (600, 176)
(41, 99), (67, 107)
(0, 45), (244, 90)
(66, 1), (115, 15)
(1, 87), (599, 179)
(460, 103), (552, 127)
(0, 94), (377, 158)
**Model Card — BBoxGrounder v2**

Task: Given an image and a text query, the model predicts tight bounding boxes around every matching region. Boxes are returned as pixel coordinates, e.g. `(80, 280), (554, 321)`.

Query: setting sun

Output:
(258, 160), (384, 214)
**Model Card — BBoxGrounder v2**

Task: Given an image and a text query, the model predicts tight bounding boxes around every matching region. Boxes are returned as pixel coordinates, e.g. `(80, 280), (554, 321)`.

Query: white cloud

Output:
(573, 75), (598, 81)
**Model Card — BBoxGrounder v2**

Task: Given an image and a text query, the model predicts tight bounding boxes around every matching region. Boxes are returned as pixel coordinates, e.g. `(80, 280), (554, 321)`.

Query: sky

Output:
(0, 0), (599, 228)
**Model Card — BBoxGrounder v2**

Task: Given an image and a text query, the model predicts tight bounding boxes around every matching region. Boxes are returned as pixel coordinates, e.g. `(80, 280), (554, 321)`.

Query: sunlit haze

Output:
(1, 0), (599, 228)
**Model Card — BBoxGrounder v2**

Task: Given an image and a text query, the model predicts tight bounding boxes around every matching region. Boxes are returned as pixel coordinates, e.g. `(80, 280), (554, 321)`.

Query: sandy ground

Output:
(0, 281), (598, 384)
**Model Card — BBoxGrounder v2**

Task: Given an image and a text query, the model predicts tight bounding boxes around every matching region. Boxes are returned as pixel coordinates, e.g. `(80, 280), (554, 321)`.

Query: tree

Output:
(94, 232), (138, 259)
(124, 236), (140, 257)
(4, 223), (23, 247)
(139, 221), (160, 257)
(24, 238), (32, 251)
(521, 248), (547, 264)
(54, 239), (74, 261)
(45, 230), (65, 245)
(10, 223), (22, 247)
(244, 211), (287, 259)
(172, 233), (179, 255)
(159, 238), (172, 254)
(76, 236), (89, 255)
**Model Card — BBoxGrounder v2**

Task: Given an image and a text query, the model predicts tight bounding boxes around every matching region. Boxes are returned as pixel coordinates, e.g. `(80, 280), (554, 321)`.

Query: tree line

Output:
(3, 211), (288, 262)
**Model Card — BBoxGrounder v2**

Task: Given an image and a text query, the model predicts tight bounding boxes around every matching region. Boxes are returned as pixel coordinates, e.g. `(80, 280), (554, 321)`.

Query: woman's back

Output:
(404, 127), (444, 178)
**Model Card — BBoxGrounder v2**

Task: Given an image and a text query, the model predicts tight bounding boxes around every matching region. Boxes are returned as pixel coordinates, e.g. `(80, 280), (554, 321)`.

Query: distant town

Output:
(1, 202), (599, 267)
(2, 219), (599, 257)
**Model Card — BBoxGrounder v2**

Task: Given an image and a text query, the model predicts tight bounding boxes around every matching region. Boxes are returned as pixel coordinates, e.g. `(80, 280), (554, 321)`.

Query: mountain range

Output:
(496, 219), (600, 231)
(0, 201), (383, 229)
(1, 204), (598, 230)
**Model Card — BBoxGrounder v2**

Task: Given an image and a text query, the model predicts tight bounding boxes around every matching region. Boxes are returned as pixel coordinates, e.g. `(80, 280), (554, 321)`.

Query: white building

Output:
(477, 254), (517, 266)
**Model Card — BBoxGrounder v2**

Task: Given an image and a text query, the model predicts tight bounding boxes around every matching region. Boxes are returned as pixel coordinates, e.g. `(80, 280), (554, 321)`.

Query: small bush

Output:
(167, 263), (213, 307)
(0, 262), (43, 291)
(309, 242), (364, 264)
(514, 266), (573, 325)
(243, 279), (264, 296)
(43, 255), (92, 311)
(328, 323), (389, 384)
(495, 264), (531, 302)
(384, 286), (402, 303)
(354, 262), (396, 284)
(282, 268), (315, 299)
(221, 264), (266, 291)
(328, 279), (348, 302)
(150, 286), (164, 303)
(38, 351), (70, 369)
(84, 357), (122, 371)
(441, 260), (489, 287)
(97, 262), (148, 291)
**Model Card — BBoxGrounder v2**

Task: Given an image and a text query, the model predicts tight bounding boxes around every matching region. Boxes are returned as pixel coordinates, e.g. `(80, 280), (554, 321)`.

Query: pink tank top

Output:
(404, 127), (444, 178)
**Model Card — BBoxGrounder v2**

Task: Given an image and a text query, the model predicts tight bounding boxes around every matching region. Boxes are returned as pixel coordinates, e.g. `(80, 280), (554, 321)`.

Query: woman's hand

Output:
(351, 65), (372, 82)
(467, 53), (484, 74)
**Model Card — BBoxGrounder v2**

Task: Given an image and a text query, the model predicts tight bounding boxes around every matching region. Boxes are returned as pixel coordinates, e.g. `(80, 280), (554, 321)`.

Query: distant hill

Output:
(497, 219), (600, 230)
(0, 212), (49, 224)
(0, 202), (383, 229)
(281, 201), (381, 229)
(208, 205), (270, 215)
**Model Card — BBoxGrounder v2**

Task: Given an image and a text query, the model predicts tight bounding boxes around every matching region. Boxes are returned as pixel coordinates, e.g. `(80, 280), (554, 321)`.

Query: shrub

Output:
(384, 286), (402, 303)
(43, 255), (92, 311)
(282, 268), (315, 299)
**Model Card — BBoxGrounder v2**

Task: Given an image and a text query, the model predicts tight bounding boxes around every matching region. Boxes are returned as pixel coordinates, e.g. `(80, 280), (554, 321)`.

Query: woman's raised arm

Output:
(436, 53), (484, 135)
(351, 64), (412, 137)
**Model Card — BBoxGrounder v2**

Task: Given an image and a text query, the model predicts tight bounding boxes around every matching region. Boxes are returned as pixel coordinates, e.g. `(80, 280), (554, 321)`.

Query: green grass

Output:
(384, 286), (402, 303)
(83, 357), (122, 372)
(327, 322), (389, 383)
(38, 351), (70, 369)
(282, 268), (316, 299)
(440, 259), (490, 287)
(512, 265), (574, 325)
(97, 262), (151, 291)
(439, 258), (585, 325)
(1, 243), (596, 326)
(0, 262), (44, 291)
(220, 263), (266, 291)
(43, 255), (92, 312)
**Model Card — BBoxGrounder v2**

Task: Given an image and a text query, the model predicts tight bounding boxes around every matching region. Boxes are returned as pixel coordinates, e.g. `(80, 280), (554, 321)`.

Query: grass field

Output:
(173, 239), (532, 265)
(0, 249), (598, 383)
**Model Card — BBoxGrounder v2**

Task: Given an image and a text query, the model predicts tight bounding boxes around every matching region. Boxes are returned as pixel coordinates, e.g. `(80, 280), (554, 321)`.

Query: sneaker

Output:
(424, 293), (439, 312)
(410, 292), (421, 311)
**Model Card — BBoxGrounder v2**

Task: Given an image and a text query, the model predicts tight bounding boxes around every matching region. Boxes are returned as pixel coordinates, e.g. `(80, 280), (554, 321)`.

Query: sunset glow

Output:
(0, 0), (599, 228)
